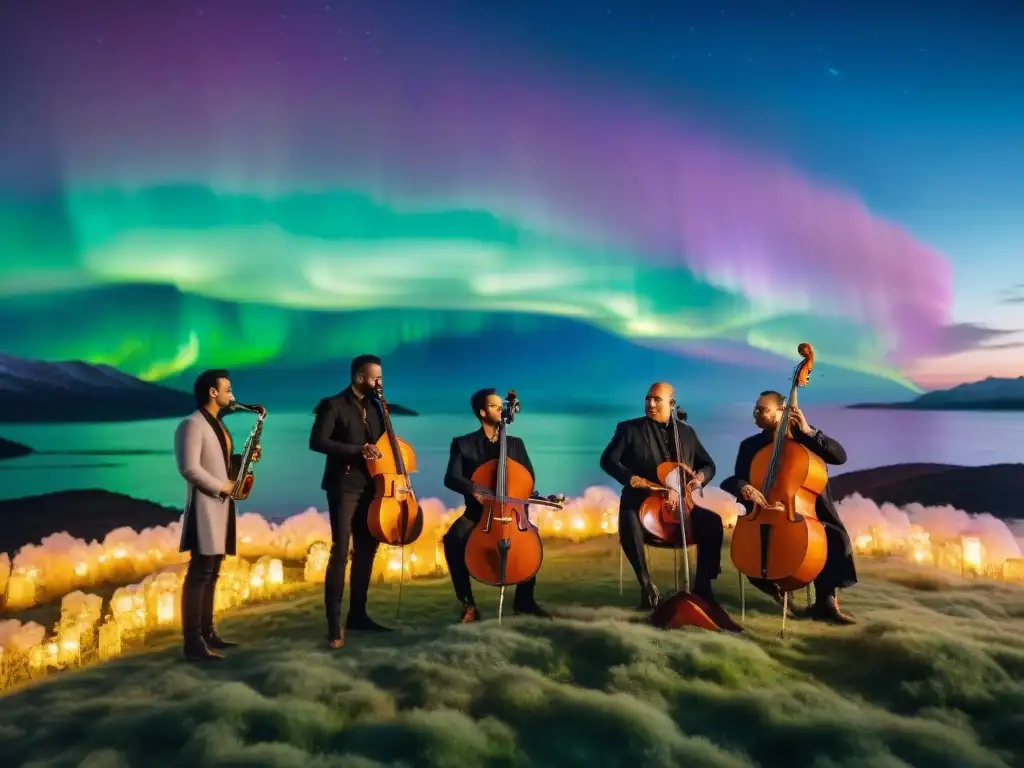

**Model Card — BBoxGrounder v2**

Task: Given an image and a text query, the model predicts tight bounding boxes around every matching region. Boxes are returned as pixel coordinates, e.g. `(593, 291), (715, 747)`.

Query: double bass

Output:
(639, 407), (723, 631)
(730, 343), (828, 624)
(464, 390), (564, 621)
(365, 383), (425, 548)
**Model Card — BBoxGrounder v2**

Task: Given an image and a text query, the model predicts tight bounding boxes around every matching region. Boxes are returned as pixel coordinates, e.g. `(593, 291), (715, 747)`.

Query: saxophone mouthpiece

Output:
(231, 402), (266, 416)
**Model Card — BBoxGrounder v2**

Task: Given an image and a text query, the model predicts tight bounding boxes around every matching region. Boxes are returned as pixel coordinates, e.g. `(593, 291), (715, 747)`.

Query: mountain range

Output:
(0, 354), (196, 423)
(0, 353), (417, 425)
(849, 376), (1024, 411)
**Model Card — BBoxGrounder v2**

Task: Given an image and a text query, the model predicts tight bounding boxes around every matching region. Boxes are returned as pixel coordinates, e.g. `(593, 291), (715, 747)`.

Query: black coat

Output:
(308, 387), (385, 494)
(600, 416), (717, 505)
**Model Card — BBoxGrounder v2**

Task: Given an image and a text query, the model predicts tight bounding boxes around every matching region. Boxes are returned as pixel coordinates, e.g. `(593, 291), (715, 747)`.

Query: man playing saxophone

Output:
(174, 369), (263, 662)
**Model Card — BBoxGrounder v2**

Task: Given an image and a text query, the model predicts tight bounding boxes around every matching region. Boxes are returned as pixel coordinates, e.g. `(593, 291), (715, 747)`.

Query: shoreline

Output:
(1, 461), (1021, 556)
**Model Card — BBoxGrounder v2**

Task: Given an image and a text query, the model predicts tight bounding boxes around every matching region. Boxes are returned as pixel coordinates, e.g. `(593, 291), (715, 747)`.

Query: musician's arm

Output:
(797, 427), (848, 466)
(691, 431), (716, 485)
(308, 399), (364, 458)
(443, 439), (476, 496)
(599, 423), (633, 487)
(719, 440), (753, 499)
(176, 420), (226, 498)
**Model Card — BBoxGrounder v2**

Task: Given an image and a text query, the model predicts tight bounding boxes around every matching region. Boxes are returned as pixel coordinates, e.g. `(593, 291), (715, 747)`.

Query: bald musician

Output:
(720, 390), (857, 624)
(600, 383), (731, 618)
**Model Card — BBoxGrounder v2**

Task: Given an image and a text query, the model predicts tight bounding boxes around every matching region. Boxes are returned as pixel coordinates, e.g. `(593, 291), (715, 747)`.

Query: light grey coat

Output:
(174, 409), (238, 556)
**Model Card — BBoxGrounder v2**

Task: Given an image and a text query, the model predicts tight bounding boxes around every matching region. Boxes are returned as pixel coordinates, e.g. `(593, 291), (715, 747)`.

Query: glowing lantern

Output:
(304, 542), (329, 584)
(854, 534), (873, 554)
(58, 628), (82, 666)
(267, 559), (284, 587)
(4, 571), (38, 610)
(97, 618), (122, 661)
(961, 536), (983, 574)
(1002, 558), (1024, 583)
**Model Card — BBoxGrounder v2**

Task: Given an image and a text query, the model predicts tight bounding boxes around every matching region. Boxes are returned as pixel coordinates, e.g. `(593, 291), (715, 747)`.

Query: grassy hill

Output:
(0, 539), (1021, 767)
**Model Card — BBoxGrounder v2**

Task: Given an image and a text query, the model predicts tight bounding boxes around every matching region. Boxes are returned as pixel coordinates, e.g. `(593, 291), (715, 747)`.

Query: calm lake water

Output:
(2, 407), (1022, 520)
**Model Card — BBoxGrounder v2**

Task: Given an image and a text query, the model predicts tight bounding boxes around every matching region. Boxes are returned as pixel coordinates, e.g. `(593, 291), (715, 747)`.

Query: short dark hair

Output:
(193, 369), (230, 407)
(350, 354), (381, 380)
(759, 390), (785, 407)
(470, 388), (498, 419)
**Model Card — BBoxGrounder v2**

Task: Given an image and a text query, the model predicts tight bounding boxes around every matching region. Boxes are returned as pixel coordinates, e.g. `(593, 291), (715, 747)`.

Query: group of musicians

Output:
(174, 355), (858, 662)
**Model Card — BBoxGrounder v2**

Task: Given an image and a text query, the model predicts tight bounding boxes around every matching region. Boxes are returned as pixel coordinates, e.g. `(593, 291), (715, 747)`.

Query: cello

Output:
(464, 390), (564, 622)
(365, 382), (425, 609)
(641, 407), (723, 631)
(730, 342), (827, 632)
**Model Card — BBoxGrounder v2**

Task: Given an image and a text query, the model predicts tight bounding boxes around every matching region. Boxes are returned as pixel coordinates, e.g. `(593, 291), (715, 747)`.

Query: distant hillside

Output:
(830, 462), (1024, 519)
(0, 489), (183, 554)
(0, 354), (195, 423)
(0, 436), (33, 460)
(849, 376), (1024, 411)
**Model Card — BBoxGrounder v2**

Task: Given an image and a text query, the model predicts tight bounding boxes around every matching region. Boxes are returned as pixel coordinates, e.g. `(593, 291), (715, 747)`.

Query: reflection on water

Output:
(1, 407), (1022, 519)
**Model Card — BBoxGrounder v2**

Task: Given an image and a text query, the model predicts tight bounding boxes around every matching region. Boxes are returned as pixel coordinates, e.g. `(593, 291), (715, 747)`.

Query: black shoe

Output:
(808, 597), (856, 625)
(203, 632), (239, 650)
(183, 639), (224, 662)
(345, 613), (393, 632)
(513, 602), (550, 618)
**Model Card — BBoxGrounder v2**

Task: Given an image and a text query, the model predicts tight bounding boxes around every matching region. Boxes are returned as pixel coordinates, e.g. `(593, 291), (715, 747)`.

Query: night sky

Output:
(1, 0), (1021, 403)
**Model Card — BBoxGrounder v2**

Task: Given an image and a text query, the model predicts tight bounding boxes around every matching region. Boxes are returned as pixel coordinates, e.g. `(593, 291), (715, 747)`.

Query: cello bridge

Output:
(494, 516), (513, 523)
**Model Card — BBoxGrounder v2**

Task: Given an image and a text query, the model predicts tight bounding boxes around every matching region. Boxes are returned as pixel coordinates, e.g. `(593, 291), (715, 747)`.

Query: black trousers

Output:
(324, 487), (380, 637)
(181, 553), (224, 646)
(442, 514), (537, 608)
(618, 495), (723, 597)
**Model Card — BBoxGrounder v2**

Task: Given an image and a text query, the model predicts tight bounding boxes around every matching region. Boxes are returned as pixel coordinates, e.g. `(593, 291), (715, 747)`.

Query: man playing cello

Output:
(600, 382), (733, 625)
(720, 390), (857, 624)
(442, 388), (551, 622)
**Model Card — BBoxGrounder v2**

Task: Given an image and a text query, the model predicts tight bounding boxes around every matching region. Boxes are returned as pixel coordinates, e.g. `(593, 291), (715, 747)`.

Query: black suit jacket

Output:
(444, 429), (536, 524)
(600, 416), (716, 504)
(308, 387), (385, 494)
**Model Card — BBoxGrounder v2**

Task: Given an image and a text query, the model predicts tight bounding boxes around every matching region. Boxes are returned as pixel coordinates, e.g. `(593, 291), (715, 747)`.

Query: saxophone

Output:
(227, 402), (266, 501)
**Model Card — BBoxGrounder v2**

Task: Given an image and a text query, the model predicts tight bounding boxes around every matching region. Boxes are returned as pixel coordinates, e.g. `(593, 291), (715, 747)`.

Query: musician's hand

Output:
(362, 443), (383, 460)
(739, 484), (769, 507)
(629, 475), (647, 489)
(219, 480), (235, 497)
(789, 407), (814, 436)
(664, 494), (679, 512)
(692, 471), (705, 488)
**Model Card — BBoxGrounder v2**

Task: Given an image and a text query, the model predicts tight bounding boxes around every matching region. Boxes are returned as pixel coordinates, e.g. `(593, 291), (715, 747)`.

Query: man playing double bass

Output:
(309, 354), (393, 648)
(720, 390), (857, 624)
(442, 388), (550, 622)
(600, 382), (734, 624)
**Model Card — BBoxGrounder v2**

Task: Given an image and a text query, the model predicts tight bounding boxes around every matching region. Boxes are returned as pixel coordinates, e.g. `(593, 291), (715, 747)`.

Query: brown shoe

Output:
(327, 630), (345, 649)
(808, 597), (856, 625)
(459, 604), (480, 623)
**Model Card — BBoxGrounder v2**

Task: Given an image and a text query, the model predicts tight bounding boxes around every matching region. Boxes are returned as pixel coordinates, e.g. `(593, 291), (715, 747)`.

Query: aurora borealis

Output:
(2, 1), (1021, 403)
